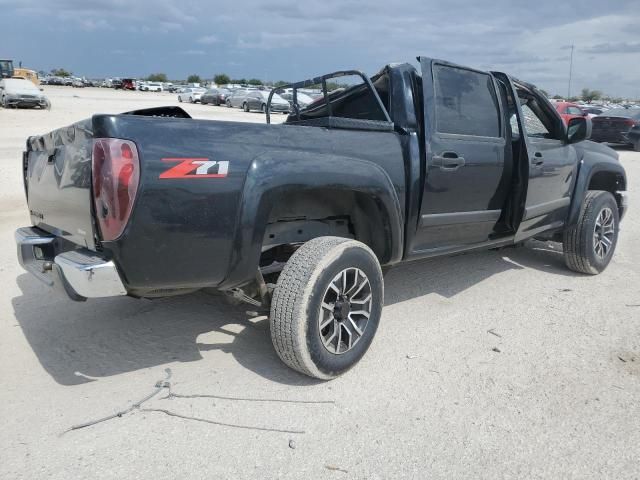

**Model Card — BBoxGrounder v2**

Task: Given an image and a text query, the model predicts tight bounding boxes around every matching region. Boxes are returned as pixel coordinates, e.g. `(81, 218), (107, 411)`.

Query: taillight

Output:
(624, 118), (637, 127)
(92, 138), (140, 241)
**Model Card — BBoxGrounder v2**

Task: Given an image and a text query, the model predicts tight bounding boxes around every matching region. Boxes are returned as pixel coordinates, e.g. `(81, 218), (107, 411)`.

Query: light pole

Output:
(567, 44), (574, 99)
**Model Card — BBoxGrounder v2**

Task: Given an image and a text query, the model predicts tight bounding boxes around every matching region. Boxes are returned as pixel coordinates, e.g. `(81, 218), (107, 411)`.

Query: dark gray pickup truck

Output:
(16, 57), (628, 379)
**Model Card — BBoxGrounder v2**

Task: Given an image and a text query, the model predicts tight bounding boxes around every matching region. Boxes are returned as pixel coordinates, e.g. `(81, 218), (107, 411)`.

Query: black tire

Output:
(270, 237), (383, 379)
(563, 190), (619, 274)
(243, 102), (249, 112)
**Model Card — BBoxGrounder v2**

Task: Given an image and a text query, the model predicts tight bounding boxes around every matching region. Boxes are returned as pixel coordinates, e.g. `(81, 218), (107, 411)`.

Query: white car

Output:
(178, 87), (206, 103)
(0, 78), (50, 109)
(141, 82), (163, 92)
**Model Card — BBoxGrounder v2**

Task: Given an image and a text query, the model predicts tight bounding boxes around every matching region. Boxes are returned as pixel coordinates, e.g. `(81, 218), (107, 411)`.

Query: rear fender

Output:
(218, 150), (404, 289)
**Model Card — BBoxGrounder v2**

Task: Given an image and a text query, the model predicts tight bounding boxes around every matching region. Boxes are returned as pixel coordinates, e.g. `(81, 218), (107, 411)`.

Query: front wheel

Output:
(563, 190), (619, 274)
(270, 237), (383, 380)
(243, 102), (249, 112)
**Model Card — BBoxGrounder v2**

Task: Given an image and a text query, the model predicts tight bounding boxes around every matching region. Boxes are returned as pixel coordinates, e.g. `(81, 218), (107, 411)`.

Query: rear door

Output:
(411, 58), (509, 253)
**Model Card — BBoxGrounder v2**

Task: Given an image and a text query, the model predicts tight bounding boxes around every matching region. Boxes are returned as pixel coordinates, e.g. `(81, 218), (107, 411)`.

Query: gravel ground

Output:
(0, 87), (638, 479)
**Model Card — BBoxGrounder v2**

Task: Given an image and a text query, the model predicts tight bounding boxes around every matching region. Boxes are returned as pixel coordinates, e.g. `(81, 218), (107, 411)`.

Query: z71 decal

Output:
(159, 158), (229, 179)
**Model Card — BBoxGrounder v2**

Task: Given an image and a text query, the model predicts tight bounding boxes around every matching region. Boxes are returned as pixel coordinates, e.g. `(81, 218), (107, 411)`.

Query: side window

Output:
(433, 65), (500, 137)
(566, 106), (583, 115)
(521, 104), (550, 138)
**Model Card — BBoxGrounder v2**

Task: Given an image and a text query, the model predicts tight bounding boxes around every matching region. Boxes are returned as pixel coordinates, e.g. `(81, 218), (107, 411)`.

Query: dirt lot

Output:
(1, 86), (638, 479)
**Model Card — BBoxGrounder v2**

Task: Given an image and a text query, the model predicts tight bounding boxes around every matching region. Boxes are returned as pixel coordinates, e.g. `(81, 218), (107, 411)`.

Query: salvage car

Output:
(201, 87), (231, 105)
(177, 87), (206, 103)
(0, 78), (50, 108)
(140, 82), (163, 92)
(591, 108), (640, 150)
(241, 90), (290, 113)
(15, 58), (628, 379)
(554, 101), (587, 125)
(225, 88), (253, 108)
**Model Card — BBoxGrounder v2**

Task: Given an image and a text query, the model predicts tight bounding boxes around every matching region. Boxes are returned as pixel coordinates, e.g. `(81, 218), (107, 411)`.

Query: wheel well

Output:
(260, 190), (391, 268)
(588, 171), (625, 211)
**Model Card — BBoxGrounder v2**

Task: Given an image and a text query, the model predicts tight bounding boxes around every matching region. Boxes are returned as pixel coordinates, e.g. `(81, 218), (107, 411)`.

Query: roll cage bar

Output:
(265, 69), (392, 126)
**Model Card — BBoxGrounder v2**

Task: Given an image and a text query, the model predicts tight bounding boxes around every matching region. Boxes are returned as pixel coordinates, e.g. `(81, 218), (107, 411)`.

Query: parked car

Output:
(279, 91), (316, 108)
(201, 88), (231, 105)
(15, 59), (628, 379)
(0, 78), (50, 108)
(554, 102), (587, 124)
(167, 84), (183, 93)
(71, 78), (85, 88)
(114, 78), (135, 90)
(177, 87), (206, 103)
(582, 106), (605, 119)
(141, 82), (163, 92)
(591, 108), (640, 150)
(225, 88), (251, 108)
(241, 90), (290, 113)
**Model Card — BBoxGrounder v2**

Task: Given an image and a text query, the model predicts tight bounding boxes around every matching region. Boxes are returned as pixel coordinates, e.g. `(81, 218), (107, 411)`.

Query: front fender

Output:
(218, 149), (404, 289)
(567, 143), (627, 227)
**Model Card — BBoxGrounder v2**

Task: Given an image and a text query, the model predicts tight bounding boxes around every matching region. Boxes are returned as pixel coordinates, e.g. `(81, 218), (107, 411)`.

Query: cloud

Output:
(583, 42), (640, 54)
(197, 35), (219, 44)
(1, 0), (640, 96)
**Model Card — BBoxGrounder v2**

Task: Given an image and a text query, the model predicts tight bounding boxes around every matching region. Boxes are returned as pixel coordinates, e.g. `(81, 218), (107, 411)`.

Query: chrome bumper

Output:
(15, 227), (127, 301)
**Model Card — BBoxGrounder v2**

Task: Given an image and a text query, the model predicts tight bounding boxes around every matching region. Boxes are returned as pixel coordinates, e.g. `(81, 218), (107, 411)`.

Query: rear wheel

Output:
(270, 237), (383, 379)
(243, 102), (249, 112)
(563, 190), (619, 274)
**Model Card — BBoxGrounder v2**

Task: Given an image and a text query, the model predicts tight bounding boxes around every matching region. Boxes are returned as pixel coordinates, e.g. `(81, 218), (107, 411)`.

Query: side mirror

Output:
(567, 116), (592, 144)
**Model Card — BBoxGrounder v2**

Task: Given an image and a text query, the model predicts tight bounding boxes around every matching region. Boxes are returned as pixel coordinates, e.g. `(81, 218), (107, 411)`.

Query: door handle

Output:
(432, 152), (466, 171)
(532, 152), (544, 167)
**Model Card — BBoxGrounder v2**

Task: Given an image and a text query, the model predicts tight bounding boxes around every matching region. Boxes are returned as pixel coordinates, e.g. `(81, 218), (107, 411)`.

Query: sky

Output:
(1, 0), (639, 98)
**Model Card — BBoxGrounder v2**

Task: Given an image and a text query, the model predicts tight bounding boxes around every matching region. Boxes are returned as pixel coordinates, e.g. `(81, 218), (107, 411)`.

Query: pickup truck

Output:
(16, 57), (628, 380)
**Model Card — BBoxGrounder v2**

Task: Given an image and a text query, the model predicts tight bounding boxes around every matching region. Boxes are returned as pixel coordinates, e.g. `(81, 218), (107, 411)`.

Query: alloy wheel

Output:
(593, 207), (615, 259)
(319, 268), (373, 355)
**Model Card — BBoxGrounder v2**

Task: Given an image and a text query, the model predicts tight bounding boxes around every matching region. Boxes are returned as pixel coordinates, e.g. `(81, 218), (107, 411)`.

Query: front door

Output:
(411, 58), (509, 254)
(504, 81), (579, 240)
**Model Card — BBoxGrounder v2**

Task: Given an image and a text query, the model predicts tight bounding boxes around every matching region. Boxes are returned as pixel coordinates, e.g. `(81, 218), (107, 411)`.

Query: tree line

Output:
(45, 69), (635, 102)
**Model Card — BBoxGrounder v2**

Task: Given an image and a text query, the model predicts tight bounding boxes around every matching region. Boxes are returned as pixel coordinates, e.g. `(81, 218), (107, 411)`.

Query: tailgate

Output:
(24, 118), (97, 250)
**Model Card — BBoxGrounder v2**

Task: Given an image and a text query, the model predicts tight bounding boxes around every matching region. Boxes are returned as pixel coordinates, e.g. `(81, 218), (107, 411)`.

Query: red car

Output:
(554, 102), (587, 125)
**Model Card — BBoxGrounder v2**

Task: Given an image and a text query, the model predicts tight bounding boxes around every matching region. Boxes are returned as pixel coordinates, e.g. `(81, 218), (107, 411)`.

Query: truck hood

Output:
(573, 140), (619, 161)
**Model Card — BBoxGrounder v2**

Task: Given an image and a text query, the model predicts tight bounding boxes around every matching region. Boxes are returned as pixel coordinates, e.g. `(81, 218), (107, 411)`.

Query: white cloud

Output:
(197, 35), (219, 45)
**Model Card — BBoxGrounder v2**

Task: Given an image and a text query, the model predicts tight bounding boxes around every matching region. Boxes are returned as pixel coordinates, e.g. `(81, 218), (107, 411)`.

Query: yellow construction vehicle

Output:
(13, 67), (40, 86)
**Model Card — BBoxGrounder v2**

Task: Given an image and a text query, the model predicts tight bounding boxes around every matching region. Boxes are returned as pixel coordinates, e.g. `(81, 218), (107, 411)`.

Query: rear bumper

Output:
(15, 227), (127, 301)
(591, 130), (632, 144)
